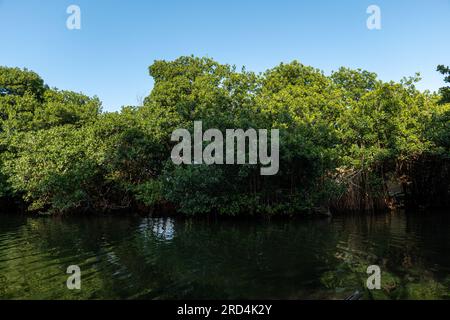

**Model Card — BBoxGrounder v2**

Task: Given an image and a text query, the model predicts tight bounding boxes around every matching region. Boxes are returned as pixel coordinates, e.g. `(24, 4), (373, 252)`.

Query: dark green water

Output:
(0, 211), (449, 300)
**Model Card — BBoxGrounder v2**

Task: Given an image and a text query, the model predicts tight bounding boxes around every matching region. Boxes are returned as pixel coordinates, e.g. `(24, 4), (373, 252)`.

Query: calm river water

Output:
(0, 211), (449, 299)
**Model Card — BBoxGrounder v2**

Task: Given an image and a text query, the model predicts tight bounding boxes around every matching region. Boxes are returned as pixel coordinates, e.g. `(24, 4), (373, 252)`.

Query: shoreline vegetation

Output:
(0, 56), (449, 217)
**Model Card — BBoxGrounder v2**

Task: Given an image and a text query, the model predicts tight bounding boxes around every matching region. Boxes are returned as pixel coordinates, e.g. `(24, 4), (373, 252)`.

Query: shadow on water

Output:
(0, 210), (449, 299)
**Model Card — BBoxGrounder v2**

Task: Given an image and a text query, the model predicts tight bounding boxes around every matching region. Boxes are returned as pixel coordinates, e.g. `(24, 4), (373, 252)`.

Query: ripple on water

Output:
(0, 212), (450, 299)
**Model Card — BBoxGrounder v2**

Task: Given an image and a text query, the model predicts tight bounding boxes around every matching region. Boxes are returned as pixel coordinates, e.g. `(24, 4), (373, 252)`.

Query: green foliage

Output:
(0, 67), (100, 133)
(163, 164), (229, 215)
(0, 67), (103, 201)
(0, 67), (46, 99)
(426, 104), (450, 154)
(33, 89), (102, 129)
(437, 65), (450, 104)
(0, 58), (449, 214)
(4, 125), (104, 212)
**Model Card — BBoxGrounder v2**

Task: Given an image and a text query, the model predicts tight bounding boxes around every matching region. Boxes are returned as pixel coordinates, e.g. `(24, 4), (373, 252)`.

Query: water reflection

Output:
(0, 211), (449, 299)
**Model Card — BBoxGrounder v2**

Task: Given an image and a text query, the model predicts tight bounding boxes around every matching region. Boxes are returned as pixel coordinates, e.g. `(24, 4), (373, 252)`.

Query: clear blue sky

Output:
(1, 0), (449, 111)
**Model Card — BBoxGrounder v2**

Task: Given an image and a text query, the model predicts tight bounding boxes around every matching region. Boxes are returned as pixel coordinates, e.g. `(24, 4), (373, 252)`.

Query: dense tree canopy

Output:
(0, 58), (448, 215)
(437, 65), (450, 104)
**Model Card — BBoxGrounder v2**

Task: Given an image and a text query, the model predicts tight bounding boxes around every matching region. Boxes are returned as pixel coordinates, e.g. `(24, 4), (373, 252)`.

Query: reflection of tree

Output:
(0, 215), (342, 299)
(1, 212), (449, 299)
(323, 212), (450, 299)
